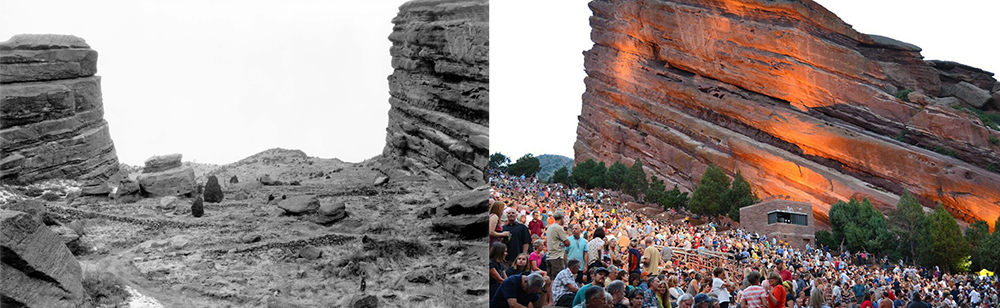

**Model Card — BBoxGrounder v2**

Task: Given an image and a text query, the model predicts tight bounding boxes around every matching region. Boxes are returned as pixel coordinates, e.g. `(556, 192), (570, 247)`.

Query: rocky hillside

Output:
(575, 0), (1000, 227)
(537, 154), (574, 181)
(382, 0), (489, 189)
(1, 34), (119, 189)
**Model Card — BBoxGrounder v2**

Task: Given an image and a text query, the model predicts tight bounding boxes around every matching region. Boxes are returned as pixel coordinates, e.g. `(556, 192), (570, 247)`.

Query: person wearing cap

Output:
(574, 267), (611, 307)
(548, 211), (572, 276)
(491, 272), (548, 308)
(694, 294), (718, 308)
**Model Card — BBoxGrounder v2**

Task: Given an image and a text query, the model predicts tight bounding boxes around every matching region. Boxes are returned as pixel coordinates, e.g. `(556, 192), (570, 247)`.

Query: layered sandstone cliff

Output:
(575, 0), (1000, 227)
(1, 34), (119, 187)
(383, 0), (489, 189)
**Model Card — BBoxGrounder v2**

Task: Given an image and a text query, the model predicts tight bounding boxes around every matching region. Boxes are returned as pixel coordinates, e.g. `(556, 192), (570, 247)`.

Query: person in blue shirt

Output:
(491, 273), (547, 308)
(566, 224), (589, 282)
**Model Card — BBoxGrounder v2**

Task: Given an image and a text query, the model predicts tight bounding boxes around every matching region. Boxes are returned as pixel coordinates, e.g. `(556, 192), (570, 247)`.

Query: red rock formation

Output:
(576, 0), (1000, 228)
(383, 0), (489, 189)
(1, 34), (120, 188)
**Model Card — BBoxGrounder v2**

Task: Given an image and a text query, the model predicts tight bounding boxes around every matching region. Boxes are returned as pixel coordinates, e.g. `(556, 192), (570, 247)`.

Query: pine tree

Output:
(688, 165), (730, 216)
(919, 206), (970, 272)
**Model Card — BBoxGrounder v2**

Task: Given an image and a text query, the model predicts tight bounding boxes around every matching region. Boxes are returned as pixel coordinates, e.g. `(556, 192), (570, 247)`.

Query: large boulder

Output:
(315, 201), (348, 225)
(137, 166), (195, 197)
(143, 153), (182, 173)
(940, 81), (992, 108)
(203, 175), (224, 203)
(277, 196), (320, 215)
(430, 186), (489, 238)
(437, 186), (488, 216)
(0, 210), (86, 308)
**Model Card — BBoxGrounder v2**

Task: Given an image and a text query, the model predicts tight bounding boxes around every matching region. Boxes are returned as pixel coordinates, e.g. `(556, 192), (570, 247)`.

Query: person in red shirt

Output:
(859, 292), (874, 308)
(767, 272), (787, 308)
(528, 211), (544, 237)
(775, 259), (792, 283)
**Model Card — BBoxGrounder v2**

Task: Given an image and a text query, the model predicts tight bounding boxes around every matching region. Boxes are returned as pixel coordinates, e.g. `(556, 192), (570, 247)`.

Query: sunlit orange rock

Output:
(576, 0), (1000, 229)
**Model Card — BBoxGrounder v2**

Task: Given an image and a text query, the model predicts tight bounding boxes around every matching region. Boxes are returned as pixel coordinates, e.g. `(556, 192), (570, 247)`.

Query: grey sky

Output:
(1, 0), (404, 165)
(492, 0), (1000, 161)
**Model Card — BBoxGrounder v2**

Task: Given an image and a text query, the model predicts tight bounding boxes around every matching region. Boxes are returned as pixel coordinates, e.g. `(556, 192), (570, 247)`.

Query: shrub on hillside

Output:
(82, 269), (130, 306)
(203, 176), (224, 203)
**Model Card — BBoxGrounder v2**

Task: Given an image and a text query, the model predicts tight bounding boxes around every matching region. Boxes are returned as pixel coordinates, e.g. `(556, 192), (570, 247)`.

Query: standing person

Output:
(742, 271), (778, 308)
(776, 260), (792, 284)
(529, 211), (545, 237)
(491, 242), (510, 302)
(491, 201), (512, 245)
(589, 228), (607, 269)
(712, 267), (732, 308)
(567, 224), (590, 282)
(627, 239), (643, 277)
(905, 293), (930, 308)
(548, 211), (572, 276)
(505, 210), (533, 266)
(643, 237), (661, 276)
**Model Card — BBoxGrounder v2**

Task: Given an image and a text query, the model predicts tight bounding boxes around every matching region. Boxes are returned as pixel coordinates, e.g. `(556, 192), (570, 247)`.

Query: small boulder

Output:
(277, 196), (320, 215)
(405, 267), (434, 284)
(438, 186), (489, 216)
(241, 234), (262, 243)
(50, 225), (80, 244)
(373, 176), (389, 186)
(350, 294), (379, 308)
(316, 201), (348, 225)
(299, 245), (322, 260)
(203, 175), (224, 203)
(191, 197), (204, 217)
(941, 81), (992, 108)
(143, 153), (183, 173)
(169, 236), (191, 250)
(232, 191), (249, 200)
(229, 175), (239, 184)
(158, 196), (179, 210)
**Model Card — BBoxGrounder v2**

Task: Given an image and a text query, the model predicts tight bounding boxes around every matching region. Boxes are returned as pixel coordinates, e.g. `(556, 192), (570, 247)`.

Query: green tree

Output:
(815, 230), (836, 249)
(606, 161), (628, 190)
(550, 166), (571, 186)
(724, 170), (757, 222)
(508, 154), (542, 178)
(974, 217), (1000, 272)
(571, 159), (607, 189)
(966, 219), (992, 272)
(688, 165), (730, 216)
(888, 190), (927, 263)
(623, 158), (648, 199)
(646, 176), (668, 207)
(829, 198), (893, 254)
(919, 206), (970, 272)
(590, 161), (608, 189)
(489, 152), (510, 172)
(662, 185), (689, 209)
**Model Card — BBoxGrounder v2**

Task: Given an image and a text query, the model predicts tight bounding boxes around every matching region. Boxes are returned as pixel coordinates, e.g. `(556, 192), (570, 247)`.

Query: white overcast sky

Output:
(1, 1), (404, 165)
(492, 0), (1000, 161)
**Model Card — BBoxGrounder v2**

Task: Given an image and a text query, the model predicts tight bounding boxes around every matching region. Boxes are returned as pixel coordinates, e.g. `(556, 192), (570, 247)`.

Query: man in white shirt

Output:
(711, 267), (731, 308)
(969, 287), (980, 306)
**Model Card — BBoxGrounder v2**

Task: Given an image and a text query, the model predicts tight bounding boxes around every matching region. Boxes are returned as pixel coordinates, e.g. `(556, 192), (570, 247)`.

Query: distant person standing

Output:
(504, 210), (532, 266)
(547, 211), (571, 276)
(712, 267), (732, 308)
(529, 211), (545, 237)
(566, 224), (589, 283)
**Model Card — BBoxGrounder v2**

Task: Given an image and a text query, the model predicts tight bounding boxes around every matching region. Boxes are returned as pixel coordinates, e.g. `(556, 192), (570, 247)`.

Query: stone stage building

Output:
(739, 199), (815, 249)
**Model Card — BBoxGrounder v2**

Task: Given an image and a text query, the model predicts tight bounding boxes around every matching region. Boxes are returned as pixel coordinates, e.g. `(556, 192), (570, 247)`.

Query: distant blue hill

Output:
(536, 154), (574, 181)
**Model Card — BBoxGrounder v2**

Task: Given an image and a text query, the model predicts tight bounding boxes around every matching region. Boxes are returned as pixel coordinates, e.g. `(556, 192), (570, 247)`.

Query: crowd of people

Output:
(487, 170), (999, 308)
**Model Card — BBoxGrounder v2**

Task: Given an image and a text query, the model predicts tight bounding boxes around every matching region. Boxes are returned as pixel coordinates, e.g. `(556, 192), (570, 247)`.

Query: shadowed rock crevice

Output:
(2, 246), (65, 289)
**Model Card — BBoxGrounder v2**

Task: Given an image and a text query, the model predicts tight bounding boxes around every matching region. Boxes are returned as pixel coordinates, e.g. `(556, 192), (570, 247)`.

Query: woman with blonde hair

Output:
(489, 200), (510, 245)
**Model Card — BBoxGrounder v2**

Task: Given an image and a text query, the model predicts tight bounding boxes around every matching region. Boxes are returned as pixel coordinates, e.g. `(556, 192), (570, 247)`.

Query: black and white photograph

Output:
(1, 0), (487, 307)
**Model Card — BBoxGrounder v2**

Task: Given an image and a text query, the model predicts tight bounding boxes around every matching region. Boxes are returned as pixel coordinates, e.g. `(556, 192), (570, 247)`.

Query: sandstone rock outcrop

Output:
(1, 209), (86, 308)
(137, 153), (195, 197)
(575, 0), (1000, 228)
(1, 34), (119, 187)
(382, 0), (489, 189)
(431, 186), (488, 237)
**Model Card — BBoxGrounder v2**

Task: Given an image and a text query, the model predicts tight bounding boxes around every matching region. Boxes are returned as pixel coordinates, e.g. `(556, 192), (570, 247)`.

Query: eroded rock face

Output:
(0, 209), (86, 308)
(576, 0), (1000, 228)
(382, 0), (489, 189)
(1, 34), (119, 186)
